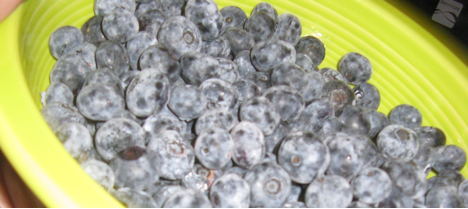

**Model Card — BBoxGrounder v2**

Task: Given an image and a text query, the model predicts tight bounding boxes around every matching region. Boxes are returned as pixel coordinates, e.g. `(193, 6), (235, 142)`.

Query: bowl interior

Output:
(6, 0), (468, 207)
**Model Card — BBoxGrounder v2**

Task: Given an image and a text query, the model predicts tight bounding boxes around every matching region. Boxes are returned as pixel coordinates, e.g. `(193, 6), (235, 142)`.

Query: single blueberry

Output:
(49, 26), (83, 59)
(305, 175), (353, 208)
(251, 40), (296, 72)
(230, 121), (265, 169)
(76, 83), (125, 121)
(157, 16), (202, 59)
(377, 124), (419, 160)
(352, 82), (380, 110)
(220, 6), (247, 31)
(221, 28), (255, 56)
(338, 52), (373, 85)
(389, 104), (423, 129)
(185, 0), (224, 41)
(295, 36), (325, 69)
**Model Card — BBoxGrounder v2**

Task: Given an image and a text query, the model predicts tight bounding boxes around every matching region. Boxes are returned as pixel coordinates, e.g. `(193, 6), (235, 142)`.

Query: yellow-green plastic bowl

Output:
(0, 0), (467, 207)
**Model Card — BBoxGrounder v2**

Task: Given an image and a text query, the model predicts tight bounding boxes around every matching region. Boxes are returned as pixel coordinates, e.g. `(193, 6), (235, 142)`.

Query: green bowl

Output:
(0, 0), (467, 207)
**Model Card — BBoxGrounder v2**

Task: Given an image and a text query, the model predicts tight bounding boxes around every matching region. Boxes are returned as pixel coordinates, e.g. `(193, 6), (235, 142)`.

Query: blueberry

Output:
(56, 123), (95, 163)
(139, 44), (181, 84)
(94, 118), (146, 162)
(290, 99), (334, 133)
(230, 121), (265, 169)
(142, 113), (183, 142)
(137, 9), (166, 37)
(200, 78), (239, 111)
(347, 201), (373, 208)
(80, 159), (115, 191)
(274, 13), (302, 45)
(377, 124), (419, 160)
(245, 71), (272, 93)
(81, 16), (107, 47)
(278, 131), (330, 184)
(40, 103), (86, 132)
(233, 50), (257, 79)
(295, 53), (314, 73)
(301, 71), (325, 103)
(338, 52), (372, 85)
(432, 145), (467, 172)
(381, 159), (428, 198)
(326, 133), (365, 180)
(411, 145), (435, 175)
(49, 26), (83, 59)
(239, 96), (281, 136)
(376, 185), (414, 208)
(221, 28), (255, 56)
(195, 108), (237, 135)
(94, 0), (136, 16)
(185, 0), (224, 41)
(321, 80), (355, 114)
(102, 8), (139, 43)
(95, 109), (142, 131)
(244, 161), (291, 207)
(210, 173), (250, 208)
(339, 105), (371, 135)
(295, 36), (325, 69)
(159, 0), (187, 17)
(157, 16), (202, 59)
(111, 188), (158, 208)
(76, 83), (125, 121)
(44, 82), (74, 106)
(313, 116), (345, 139)
(216, 58), (239, 83)
(168, 84), (207, 121)
(220, 6), (247, 31)
(150, 185), (185, 207)
(244, 12), (276, 42)
(162, 188), (212, 208)
(179, 52), (221, 86)
(305, 175), (353, 208)
(351, 167), (392, 204)
(147, 130), (195, 180)
(201, 36), (231, 58)
(363, 109), (389, 139)
(283, 201), (307, 208)
(389, 104), (423, 129)
(458, 180), (468, 207)
(66, 42), (97, 71)
(134, 1), (161, 19)
(224, 166), (247, 178)
(286, 184), (303, 203)
(271, 63), (307, 92)
(126, 31), (157, 70)
(320, 67), (344, 82)
(413, 126), (446, 148)
(194, 127), (233, 169)
(251, 40), (296, 72)
(425, 186), (461, 208)
(126, 69), (170, 117)
(83, 68), (124, 94)
(352, 82), (380, 110)
(181, 164), (211, 194)
(353, 134), (381, 169)
(110, 146), (159, 190)
(232, 79), (261, 105)
(250, 2), (278, 20)
(95, 41), (130, 77)
(428, 170), (464, 191)
(50, 54), (91, 95)
(263, 85), (305, 122)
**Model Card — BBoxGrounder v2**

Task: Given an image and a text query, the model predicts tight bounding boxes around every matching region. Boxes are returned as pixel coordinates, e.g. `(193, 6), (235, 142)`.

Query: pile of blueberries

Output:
(41, 0), (468, 207)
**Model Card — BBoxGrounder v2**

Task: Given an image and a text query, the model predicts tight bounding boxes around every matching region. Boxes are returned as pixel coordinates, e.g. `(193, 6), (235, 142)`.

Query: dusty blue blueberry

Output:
(150, 185), (185, 207)
(168, 84), (207, 121)
(201, 36), (231, 58)
(230, 121), (265, 169)
(94, 0), (136, 16)
(271, 63), (307, 92)
(305, 175), (353, 208)
(139, 44), (181, 84)
(137, 9), (166, 36)
(376, 185), (414, 208)
(110, 146), (159, 190)
(425, 186), (461, 208)
(102, 8), (139, 43)
(313, 116), (345, 139)
(286, 184), (303, 203)
(351, 167), (392, 204)
(263, 85), (305, 123)
(274, 13), (302, 45)
(432, 145), (466, 172)
(320, 67), (345, 82)
(200, 78), (239, 111)
(195, 127), (233, 170)
(278, 131), (330, 184)
(81, 16), (106, 47)
(339, 105), (371, 135)
(111, 188), (158, 208)
(126, 31), (157, 70)
(210, 173), (250, 208)
(163, 188), (212, 208)
(301, 71), (325, 103)
(251, 40), (296, 72)
(233, 50), (256, 79)
(283, 201), (306, 208)
(83, 68), (124, 94)
(76, 83), (125, 121)
(179, 52), (222, 86)
(389, 104), (423, 129)
(221, 28), (255, 56)
(56, 123), (95, 163)
(81, 159), (115, 191)
(428, 170), (465, 191)
(233, 79), (260, 105)
(50, 54), (91, 95)
(245, 71), (271, 94)
(120, 70), (137, 91)
(134, 1), (161, 19)
(195, 108), (237, 135)
(295, 36), (325, 69)
(185, 0), (224, 41)
(41, 103), (86, 132)
(148, 130), (195, 180)
(216, 58), (239, 83)
(412, 145), (435, 175)
(220, 6), (247, 30)
(321, 80), (354, 114)
(142, 113), (184, 143)
(244, 161), (291, 208)
(326, 133), (366, 181)
(95, 41), (130, 77)
(244, 12), (276, 42)
(290, 99), (334, 133)
(363, 109), (389, 139)
(159, 0), (186, 17)
(95, 109), (141, 131)
(95, 118), (146, 162)
(458, 180), (468, 207)
(352, 82), (380, 110)
(181, 164), (211, 194)
(295, 53), (314, 73)
(347, 201), (373, 208)
(377, 124), (419, 160)
(49, 26), (83, 59)
(44, 82), (74, 106)
(414, 126), (446, 148)
(239, 96), (281, 136)
(250, 2), (278, 20)
(381, 159), (428, 199)
(66, 42), (97, 71)
(264, 122), (289, 153)
(338, 52), (372, 85)
(157, 16), (202, 59)
(126, 69), (170, 117)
